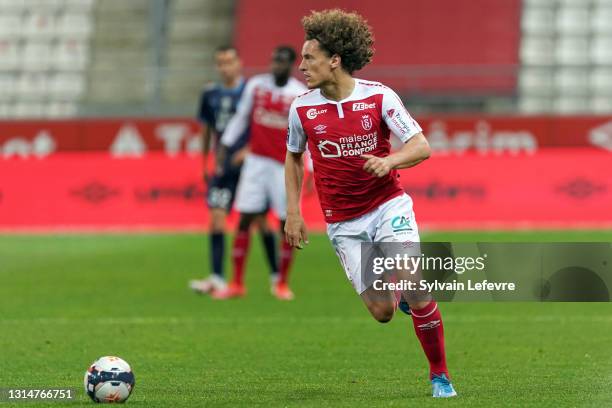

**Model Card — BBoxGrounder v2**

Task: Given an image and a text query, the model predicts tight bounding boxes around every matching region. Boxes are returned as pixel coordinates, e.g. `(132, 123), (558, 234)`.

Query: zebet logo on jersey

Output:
(391, 215), (413, 233)
(352, 102), (376, 111)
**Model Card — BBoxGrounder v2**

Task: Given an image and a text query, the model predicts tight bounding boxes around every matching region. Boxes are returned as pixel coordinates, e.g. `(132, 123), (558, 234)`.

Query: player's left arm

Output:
(362, 87), (431, 177)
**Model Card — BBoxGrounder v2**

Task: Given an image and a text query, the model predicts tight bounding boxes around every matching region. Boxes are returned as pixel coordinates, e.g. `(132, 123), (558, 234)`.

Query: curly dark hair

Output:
(302, 9), (374, 74)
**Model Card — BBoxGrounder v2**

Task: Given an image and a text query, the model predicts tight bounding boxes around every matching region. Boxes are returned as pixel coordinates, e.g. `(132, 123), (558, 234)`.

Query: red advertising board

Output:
(0, 149), (610, 232)
(1, 116), (611, 158)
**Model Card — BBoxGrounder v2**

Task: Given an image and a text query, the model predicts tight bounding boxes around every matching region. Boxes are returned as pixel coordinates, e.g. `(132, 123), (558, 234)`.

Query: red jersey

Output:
(287, 79), (422, 223)
(221, 74), (306, 163)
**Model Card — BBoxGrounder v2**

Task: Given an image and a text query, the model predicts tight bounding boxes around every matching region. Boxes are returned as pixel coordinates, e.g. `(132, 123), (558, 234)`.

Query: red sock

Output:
(231, 231), (250, 286)
(410, 301), (449, 379)
(279, 240), (294, 285)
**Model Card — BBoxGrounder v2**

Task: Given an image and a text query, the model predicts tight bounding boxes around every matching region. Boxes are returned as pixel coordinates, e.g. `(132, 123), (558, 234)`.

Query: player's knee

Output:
(210, 210), (226, 232)
(369, 304), (395, 323)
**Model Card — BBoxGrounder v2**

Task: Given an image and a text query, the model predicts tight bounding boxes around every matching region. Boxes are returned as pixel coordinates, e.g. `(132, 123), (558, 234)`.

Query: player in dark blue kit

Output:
(190, 46), (277, 295)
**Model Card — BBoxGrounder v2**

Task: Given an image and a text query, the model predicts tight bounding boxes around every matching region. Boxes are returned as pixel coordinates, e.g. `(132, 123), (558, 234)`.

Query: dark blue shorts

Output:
(206, 167), (241, 211)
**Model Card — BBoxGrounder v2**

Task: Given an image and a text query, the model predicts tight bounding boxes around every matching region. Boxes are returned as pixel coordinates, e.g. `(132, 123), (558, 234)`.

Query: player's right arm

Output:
(218, 78), (257, 173)
(285, 103), (309, 249)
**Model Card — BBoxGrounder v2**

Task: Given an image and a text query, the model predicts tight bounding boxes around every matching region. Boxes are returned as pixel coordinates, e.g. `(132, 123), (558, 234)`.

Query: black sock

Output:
(260, 231), (278, 275)
(210, 232), (225, 277)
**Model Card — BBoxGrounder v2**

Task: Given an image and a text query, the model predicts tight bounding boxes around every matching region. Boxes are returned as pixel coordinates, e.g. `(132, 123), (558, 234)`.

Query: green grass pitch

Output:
(1, 231), (612, 407)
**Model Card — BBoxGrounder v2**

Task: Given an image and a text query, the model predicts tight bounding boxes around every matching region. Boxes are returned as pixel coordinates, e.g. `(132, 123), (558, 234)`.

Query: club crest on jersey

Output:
(314, 124), (327, 134)
(306, 108), (327, 120)
(316, 140), (341, 158)
(361, 114), (373, 131)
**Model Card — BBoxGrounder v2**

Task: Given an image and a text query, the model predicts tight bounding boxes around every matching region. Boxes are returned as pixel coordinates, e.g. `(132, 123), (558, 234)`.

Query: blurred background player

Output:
(189, 45), (273, 295)
(213, 45), (307, 300)
(285, 10), (456, 397)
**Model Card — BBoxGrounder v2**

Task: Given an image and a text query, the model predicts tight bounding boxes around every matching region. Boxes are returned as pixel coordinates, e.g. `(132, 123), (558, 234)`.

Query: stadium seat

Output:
(52, 40), (89, 70)
(46, 101), (78, 117)
(13, 102), (45, 118)
(21, 42), (53, 71)
(519, 67), (554, 96)
(0, 102), (10, 117)
(16, 73), (48, 100)
(591, 36), (612, 64)
(591, 68), (612, 95)
(63, 0), (96, 13)
(592, 7), (612, 34)
(524, 0), (556, 6)
(0, 74), (15, 100)
(555, 36), (590, 65)
(521, 8), (556, 35)
(556, 7), (590, 35)
(56, 13), (93, 38)
(24, 0), (64, 12)
(591, 96), (612, 112)
(23, 12), (56, 39)
(0, 15), (22, 40)
(554, 96), (590, 113)
(518, 97), (553, 113)
(555, 68), (590, 96)
(520, 37), (556, 66)
(49, 73), (85, 99)
(0, 0), (25, 13)
(0, 41), (20, 70)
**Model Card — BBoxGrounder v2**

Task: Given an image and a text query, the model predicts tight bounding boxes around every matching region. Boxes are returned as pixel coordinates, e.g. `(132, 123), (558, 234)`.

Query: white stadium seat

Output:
(56, 13), (93, 37)
(591, 68), (612, 95)
(591, 96), (612, 113)
(555, 68), (590, 96)
(518, 97), (553, 113)
(13, 102), (45, 118)
(21, 42), (53, 71)
(556, 7), (591, 35)
(52, 40), (89, 70)
(46, 101), (78, 117)
(554, 96), (591, 113)
(592, 7), (612, 34)
(24, 0), (64, 12)
(520, 37), (556, 66)
(23, 12), (56, 39)
(555, 36), (590, 65)
(522, 8), (556, 35)
(49, 73), (85, 99)
(62, 0), (95, 13)
(591, 36), (612, 64)
(0, 41), (20, 70)
(0, 15), (23, 39)
(519, 68), (554, 96)
(16, 73), (48, 100)
(0, 0), (25, 13)
(0, 74), (16, 100)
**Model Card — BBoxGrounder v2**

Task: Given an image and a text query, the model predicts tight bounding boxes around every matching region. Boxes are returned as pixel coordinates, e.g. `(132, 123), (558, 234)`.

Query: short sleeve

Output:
(381, 87), (422, 143)
(197, 89), (214, 126)
(286, 102), (307, 153)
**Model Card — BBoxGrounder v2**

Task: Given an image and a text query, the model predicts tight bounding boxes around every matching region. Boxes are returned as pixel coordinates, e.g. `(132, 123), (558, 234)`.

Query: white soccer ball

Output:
(84, 356), (135, 403)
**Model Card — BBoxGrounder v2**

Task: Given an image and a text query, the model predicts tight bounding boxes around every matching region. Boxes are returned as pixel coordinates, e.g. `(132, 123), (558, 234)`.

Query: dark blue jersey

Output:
(197, 78), (249, 158)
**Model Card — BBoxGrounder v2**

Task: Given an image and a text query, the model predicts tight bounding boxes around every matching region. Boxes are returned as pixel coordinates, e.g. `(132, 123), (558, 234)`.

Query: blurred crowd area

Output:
(0, 0), (611, 119)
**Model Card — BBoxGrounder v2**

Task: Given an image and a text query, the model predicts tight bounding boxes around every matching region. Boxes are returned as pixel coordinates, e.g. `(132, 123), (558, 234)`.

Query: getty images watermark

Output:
(361, 243), (612, 301)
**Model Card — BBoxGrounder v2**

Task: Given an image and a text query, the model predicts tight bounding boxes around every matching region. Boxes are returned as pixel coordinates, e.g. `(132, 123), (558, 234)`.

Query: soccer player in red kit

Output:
(285, 10), (457, 397)
(214, 46), (307, 300)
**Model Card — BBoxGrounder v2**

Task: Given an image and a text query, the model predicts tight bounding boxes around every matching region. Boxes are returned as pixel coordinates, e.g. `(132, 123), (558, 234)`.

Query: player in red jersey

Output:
(285, 10), (457, 397)
(214, 46), (307, 300)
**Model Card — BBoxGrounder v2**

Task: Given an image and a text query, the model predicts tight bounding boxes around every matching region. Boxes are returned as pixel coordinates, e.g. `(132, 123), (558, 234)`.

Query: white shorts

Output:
(326, 194), (420, 294)
(234, 153), (287, 218)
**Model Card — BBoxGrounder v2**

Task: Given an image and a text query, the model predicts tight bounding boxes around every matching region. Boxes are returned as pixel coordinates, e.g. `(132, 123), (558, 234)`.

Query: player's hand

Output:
(202, 170), (210, 185)
(230, 147), (249, 167)
(284, 213), (309, 249)
(361, 154), (392, 177)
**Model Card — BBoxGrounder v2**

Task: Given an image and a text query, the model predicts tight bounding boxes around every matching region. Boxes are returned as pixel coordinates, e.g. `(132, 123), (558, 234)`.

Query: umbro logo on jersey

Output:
(314, 124), (327, 134)
(306, 108), (328, 119)
(352, 102), (376, 111)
